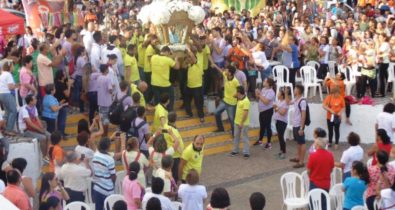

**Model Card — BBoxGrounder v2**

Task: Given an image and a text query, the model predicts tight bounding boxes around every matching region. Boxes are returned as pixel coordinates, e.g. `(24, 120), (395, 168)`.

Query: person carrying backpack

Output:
(287, 85), (311, 169)
(109, 81), (133, 126)
(128, 106), (150, 158)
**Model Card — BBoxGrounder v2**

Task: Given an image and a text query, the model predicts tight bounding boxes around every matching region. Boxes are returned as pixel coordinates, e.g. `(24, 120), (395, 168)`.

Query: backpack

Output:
(120, 106), (139, 132)
(127, 119), (147, 146)
(298, 98), (311, 126)
(109, 95), (128, 125)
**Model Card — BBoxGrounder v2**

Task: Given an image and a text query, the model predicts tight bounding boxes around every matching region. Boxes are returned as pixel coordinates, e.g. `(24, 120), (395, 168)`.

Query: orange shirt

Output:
(323, 95), (345, 120)
(326, 79), (345, 98)
(49, 145), (64, 172)
(227, 47), (246, 70)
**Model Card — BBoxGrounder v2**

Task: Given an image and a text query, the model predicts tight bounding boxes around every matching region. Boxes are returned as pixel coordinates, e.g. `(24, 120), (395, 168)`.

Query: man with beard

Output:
(177, 135), (205, 184)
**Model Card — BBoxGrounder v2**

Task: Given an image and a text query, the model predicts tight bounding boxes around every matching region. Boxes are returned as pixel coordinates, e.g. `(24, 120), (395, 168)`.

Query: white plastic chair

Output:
(256, 69), (263, 87)
(172, 201), (182, 210)
(301, 66), (323, 101)
(339, 65), (357, 96)
(331, 167), (343, 188)
(284, 107), (294, 141)
(328, 61), (337, 77)
(280, 172), (309, 210)
(84, 178), (95, 209)
(64, 201), (91, 210)
(272, 65), (294, 101)
(115, 170), (126, 194)
(104, 194), (125, 210)
(300, 170), (310, 198)
(329, 183), (344, 210)
(306, 60), (320, 71)
(351, 206), (368, 210)
(308, 188), (331, 210)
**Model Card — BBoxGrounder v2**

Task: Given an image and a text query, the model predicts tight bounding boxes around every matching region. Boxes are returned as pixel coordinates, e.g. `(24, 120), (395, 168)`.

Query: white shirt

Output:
(376, 112), (395, 141)
(59, 163), (91, 192)
(252, 51), (270, 70)
(102, 45), (124, 77)
(18, 105), (38, 132)
(142, 192), (173, 210)
(178, 184), (207, 210)
(152, 168), (171, 193)
(0, 71), (14, 94)
(380, 189), (395, 209)
(90, 43), (103, 72)
(75, 145), (95, 168)
(319, 45), (330, 64)
(83, 31), (93, 54)
(109, 66), (120, 96)
(340, 145), (364, 173)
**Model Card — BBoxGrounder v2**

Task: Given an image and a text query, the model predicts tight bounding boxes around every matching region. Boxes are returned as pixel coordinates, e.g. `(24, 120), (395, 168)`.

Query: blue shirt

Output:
(343, 177), (367, 209)
(291, 44), (300, 68)
(42, 94), (59, 119)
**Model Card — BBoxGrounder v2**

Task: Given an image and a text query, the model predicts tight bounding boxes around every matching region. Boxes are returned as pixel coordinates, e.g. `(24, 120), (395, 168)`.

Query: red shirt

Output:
(307, 148), (334, 190)
(372, 142), (392, 165)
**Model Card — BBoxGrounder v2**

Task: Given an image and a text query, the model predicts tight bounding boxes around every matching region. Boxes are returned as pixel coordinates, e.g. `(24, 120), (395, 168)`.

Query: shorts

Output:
(99, 106), (110, 125)
(293, 127), (306, 145)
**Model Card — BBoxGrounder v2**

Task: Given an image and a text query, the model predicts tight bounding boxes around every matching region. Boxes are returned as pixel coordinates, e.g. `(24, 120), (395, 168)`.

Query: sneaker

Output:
(263, 143), (272, 149)
(277, 153), (286, 160)
(253, 140), (262, 146)
(229, 152), (239, 157)
(243, 154), (250, 159)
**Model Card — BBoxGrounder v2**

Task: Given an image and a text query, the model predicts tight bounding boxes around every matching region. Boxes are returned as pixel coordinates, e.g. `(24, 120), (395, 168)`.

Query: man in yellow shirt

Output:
(143, 35), (159, 104)
(184, 46), (205, 122)
(152, 93), (170, 132)
(166, 111), (184, 182)
(151, 46), (180, 111)
(124, 44), (140, 84)
(178, 135), (205, 183)
(131, 82), (147, 107)
(231, 86), (251, 159)
(213, 65), (240, 135)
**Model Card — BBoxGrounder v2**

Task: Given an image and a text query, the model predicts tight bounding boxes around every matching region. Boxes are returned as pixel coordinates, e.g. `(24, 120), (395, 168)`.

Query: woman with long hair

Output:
(54, 70), (72, 138)
(368, 129), (392, 166)
(273, 88), (289, 159)
(39, 172), (69, 205)
(254, 78), (276, 148)
(122, 137), (149, 188)
(122, 161), (143, 210)
(322, 86), (345, 149)
(342, 161), (370, 210)
(366, 151), (395, 210)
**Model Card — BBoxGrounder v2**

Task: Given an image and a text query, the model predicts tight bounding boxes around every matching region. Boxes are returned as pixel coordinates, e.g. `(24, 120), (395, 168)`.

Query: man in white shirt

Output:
(59, 151), (91, 203)
(376, 103), (395, 141)
(90, 31), (103, 72)
(178, 169), (207, 210)
(142, 177), (173, 210)
(101, 35), (124, 79)
(338, 132), (364, 179)
(153, 155), (174, 197)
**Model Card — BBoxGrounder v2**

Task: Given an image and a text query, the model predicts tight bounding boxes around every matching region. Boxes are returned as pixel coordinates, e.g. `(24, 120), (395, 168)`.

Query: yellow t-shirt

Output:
(144, 45), (156, 72)
(153, 104), (168, 132)
(130, 84), (146, 107)
(196, 52), (204, 72)
(124, 54), (140, 82)
(223, 72), (240, 105)
(234, 96), (251, 126)
(163, 124), (184, 158)
(151, 55), (176, 87)
(130, 34), (144, 46)
(187, 62), (203, 88)
(202, 45), (211, 71)
(181, 144), (203, 180)
(137, 43), (145, 68)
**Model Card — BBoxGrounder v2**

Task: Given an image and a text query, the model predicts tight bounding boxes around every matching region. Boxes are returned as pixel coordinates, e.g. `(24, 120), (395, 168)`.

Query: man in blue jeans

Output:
(213, 65), (240, 134)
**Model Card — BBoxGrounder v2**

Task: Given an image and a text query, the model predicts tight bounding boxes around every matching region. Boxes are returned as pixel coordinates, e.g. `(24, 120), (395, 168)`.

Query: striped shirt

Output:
(92, 151), (116, 196)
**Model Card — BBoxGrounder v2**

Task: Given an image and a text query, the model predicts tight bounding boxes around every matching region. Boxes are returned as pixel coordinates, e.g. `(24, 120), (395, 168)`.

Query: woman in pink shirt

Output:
(122, 161), (143, 210)
(19, 55), (36, 102)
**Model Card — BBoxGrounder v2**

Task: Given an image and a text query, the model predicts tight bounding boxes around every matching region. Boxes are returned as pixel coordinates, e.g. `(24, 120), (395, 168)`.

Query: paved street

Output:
(199, 139), (371, 210)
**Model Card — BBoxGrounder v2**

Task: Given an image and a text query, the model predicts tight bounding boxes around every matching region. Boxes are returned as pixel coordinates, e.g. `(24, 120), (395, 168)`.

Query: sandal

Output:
(293, 163), (305, 168)
(289, 158), (299, 163)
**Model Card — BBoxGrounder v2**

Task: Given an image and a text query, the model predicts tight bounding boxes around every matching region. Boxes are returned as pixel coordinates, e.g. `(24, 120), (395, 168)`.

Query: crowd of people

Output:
(0, 0), (395, 209)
